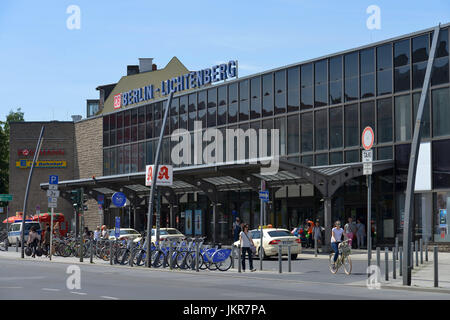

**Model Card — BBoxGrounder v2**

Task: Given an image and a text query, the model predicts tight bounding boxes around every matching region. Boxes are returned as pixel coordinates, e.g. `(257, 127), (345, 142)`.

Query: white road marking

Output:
(100, 296), (119, 300)
(0, 286), (23, 289)
(70, 291), (87, 295)
(42, 288), (60, 292)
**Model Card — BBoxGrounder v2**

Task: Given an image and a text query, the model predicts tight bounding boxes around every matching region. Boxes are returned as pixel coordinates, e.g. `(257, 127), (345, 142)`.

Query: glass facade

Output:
(100, 26), (450, 243)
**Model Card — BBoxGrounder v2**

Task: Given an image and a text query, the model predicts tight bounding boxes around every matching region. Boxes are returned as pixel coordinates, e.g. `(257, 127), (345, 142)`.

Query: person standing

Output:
(356, 219), (366, 249)
(42, 224), (51, 256)
(101, 225), (109, 239)
(344, 217), (356, 247)
(239, 224), (256, 272)
(232, 217), (241, 242)
(93, 226), (101, 242)
(27, 226), (41, 258)
(312, 220), (322, 252)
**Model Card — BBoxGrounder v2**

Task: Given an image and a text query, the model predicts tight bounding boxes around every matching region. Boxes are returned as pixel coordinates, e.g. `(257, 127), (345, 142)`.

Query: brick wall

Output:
(74, 117), (104, 231)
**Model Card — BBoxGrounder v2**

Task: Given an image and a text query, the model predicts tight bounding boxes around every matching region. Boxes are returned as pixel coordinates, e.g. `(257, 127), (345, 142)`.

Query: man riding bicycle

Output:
(331, 220), (344, 269)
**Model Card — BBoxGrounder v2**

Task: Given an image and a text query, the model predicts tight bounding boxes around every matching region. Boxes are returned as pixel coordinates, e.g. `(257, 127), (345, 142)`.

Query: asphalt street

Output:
(1, 254), (449, 300)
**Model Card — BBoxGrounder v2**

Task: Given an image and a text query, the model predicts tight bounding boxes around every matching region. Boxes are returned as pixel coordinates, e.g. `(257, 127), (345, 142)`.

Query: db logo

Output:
(145, 165), (173, 186)
(113, 94), (122, 109)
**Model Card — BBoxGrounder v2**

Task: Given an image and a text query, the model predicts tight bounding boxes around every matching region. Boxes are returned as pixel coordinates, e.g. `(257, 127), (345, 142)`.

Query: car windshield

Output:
(268, 230), (292, 237)
(121, 230), (139, 235)
(25, 223), (40, 231)
(166, 229), (181, 235)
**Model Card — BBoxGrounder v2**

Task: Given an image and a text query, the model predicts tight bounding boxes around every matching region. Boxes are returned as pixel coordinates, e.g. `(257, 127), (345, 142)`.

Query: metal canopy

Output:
(40, 159), (394, 199)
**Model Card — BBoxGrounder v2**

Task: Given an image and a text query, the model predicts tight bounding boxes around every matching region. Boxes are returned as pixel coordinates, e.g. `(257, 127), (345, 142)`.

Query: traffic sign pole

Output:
(362, 127), (374, 270)
(48, 175), (58, 261)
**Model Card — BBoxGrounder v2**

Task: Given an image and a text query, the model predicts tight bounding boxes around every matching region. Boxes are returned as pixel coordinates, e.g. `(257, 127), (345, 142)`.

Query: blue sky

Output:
(0, 0), (449, 121)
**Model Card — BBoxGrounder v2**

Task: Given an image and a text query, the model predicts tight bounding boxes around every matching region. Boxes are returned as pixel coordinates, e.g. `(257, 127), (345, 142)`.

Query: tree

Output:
(0, 108), (25, 195)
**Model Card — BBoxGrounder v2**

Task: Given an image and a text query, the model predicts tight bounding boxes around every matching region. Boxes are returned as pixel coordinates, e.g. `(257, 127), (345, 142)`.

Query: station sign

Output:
(145, 165), (173, 186)
(114, 61), (237, 110)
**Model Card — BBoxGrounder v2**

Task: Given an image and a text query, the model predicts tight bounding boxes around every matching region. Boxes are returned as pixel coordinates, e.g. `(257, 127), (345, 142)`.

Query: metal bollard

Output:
(278, 245), (282, 274)
(288, 245), (292, 273)
(434, 246), (438, 288)
(420, 239), (423, 264)
(399, 246), (403, 277)
(385, 248), (389, 281)
(90, 241), (94, 264)
(196, 242), (199, 272)
(315, 238), (318, 257)
(16, 238), (19, 252)
(109, 240), (113, 265)
(395, 237), (399, 260)
(238, 244), (242, 273)
(129, 245), (134, 267)
(231, 245), (234, 269)
(426, 243), (429, 262)
(415, 240), (419, 267)
(393, 247), (396, 279)
(376, 247), (380, 268)
(410, 242), (414, 270)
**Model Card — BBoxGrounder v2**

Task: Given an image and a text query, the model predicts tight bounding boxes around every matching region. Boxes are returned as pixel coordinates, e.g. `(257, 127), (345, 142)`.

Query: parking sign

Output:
(49, 175), (59, 185)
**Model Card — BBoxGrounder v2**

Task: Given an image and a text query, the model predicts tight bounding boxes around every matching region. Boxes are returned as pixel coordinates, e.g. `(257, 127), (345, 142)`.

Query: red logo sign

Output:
(18, 149), (65, 156)
(113, 94), (122, 109)
(145, 165), (173, 186)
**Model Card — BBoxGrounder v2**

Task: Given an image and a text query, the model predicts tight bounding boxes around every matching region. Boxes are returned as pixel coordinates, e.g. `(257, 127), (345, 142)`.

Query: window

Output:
(378, 146), (392, 160)
(329, 107), (343, 149)
(180, 96), (187, 114)
(274, 70), (286, 114)
(110, 147), (117, 174)
(301, 112), (313, 152)
(413, 61), (427, 89)
(103, 149), (110, 176)
(131, 109), (137, 125)
(314, 60), (327, 107)
(262, 74), (273, 116)
(377, 98), (393, 143)
(360, 48), (375, 99)
(116, 112), (123, 129)
(329, 56), (342, 105)
(412, 34), (429, 63)
(330, 152), (343, 164)
(228, 83), (238, 123)
(207, 106), (216, 127)
(207, 88), (217, 109)
(302, 155), (313, 166)
(395, 95), (412, 142)
(301, 64), (313, 110)
(315, 153), (328, 166)
(315, 109), (328, 150)
(287, 67), (300, 112)
(361, 100), (375, 132)
(198, 109), (206, 128)
(412, 92), (430, 139)
(287, 115), (299, 154)
(377, 44), (392, 96)
(431, 57), (449, 86)
(344, 52), (358, 101)
(432, 87), (450, 137)
(198, 91), (206, 110)
(103, 115), (110, 132)
(345, 150), (359, 163)
(218, 86), (227, 126)
(250, 77), (261, 119)
(146, 140), (154, 165)
(395, 65), (410, 92)
(146, 104), (153, 122)
(239, 80), (249, 121)
(435, 28), (449, 58)
(275, 117), (286, 156)
(154, 102), (162, 119)
(179, 113), (188, 130)
(433, 139), (450, 189)
(188, 93), (197, 112)
(131, 143), (138, 173)
(394, 39), (410, 67)
(344, 104), (358, 147)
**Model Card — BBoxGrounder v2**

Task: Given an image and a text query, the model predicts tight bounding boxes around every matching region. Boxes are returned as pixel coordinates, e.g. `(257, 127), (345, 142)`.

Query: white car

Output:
(8, 221), (42, 245)
(233, 228), (302, 259)
(108, 228), (141, 241)
(151, 228), (185, 243)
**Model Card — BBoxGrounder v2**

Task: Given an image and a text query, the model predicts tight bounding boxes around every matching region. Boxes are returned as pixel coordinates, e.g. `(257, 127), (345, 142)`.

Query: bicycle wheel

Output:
(132, 249), (145, 266)
(329, 253), (338, 274)
(100, 247), (110, 261)
(175, 251), (188, 269)
(343, 255), (352, 275)
(117, 248), (130, 265)
(153, 250), (165, 268)
(215, 255), (232, 271)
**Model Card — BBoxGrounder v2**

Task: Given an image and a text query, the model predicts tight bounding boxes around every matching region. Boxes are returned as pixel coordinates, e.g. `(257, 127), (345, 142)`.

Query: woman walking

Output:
(239, 224), (256, 272)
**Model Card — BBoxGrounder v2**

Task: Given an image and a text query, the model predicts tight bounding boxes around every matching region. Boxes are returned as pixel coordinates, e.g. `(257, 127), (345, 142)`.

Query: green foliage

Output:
(0, 108), (25, 194)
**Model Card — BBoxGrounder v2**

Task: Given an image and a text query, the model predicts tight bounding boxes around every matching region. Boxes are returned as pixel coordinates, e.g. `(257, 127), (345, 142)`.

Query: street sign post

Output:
(115, 216), (120, 239)
(362, 127), (374, 270)
(48, 175), (58, 261)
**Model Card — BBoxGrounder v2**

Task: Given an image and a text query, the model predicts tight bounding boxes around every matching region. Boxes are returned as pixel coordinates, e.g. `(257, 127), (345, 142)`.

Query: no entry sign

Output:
(362, 126), (374, 150)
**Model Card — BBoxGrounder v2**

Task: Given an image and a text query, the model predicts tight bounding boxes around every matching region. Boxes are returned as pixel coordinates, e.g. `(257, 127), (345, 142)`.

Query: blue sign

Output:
(259, 191), (269, 202)
(97, 194), (104, 205)
(115, 216), (120, 238)
(440, 209), (447, 228)
(49, 175), (58, 185)
(112, 192), (127, 207)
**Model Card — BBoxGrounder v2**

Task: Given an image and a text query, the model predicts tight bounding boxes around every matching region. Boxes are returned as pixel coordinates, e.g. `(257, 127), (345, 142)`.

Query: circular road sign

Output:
(112, 192), (127, 207)
(362, 126), (374, 150)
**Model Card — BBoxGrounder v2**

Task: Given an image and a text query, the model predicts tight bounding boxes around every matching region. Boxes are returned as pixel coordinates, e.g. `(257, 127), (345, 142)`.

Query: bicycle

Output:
(329, 240), (352, 275)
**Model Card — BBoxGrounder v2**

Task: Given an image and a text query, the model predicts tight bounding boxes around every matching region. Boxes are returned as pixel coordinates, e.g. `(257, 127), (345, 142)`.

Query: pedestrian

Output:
(305, 219), (314, 248)
(232, 217), (241, 242)
(27, 226), (41, 258)
(356, 219), (366, 249)
(331, 221), (344, 270)
(101, 225), (109, 239)
(344, 217), (356, 247)
(239, 224), (256, 272)
(93, 226), (101, 242)
(53, 221), (61, 238)
(312, 220), (322, 252)
(42, 224), (51, 256)
(83, 226), (91, 239)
